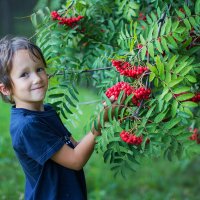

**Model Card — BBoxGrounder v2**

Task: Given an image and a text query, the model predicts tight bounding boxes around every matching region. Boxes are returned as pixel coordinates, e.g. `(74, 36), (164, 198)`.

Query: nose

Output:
(32, 73), (42, 84)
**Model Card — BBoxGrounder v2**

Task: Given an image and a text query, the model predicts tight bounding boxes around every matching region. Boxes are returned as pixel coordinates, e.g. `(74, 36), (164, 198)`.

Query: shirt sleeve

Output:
(19, 120), (66, 165)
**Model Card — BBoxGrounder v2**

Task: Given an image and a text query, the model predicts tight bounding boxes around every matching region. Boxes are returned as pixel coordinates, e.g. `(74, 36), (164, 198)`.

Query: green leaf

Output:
(63, 103), (73, 114)
(176, 9), (185, 19)
(64, 95), (76, 107)
(155, 39), (163, 53)
(154, 111), (168, 123)
(146, 104), (156, 118)
(149, 72), (155, 82)
(148, 42), (154, 58)
(195, 0), (200, 15)
(171, 100), (178, 117)
(168, 78), (183, 87)
(147, 63), (159, 75)
(173, 87), (191, 94)
(102, 93), (112, 107)
(163, 118), (181, 130)
(100, 110), (105, 127)
(185, 75), (197, 83)
(176, 93), (194, 101)
(160, 37), (169, 52)
(183, 4), (191, 17)
(159, 88), (169, 100)
(61, 108), (68, 119)
(164, 93), (173, 102)
(155, 56), (164, 80)
(31, 13), (37, 28)
(175, 27), (186, 34)
(165, 71), (171, 83)
(141, 46), (147, 60)
(172, 21), (179, 32)
(48, 93), (64, 98)
(167, 55), (178, 70)
(181, 101), (198, 108)
(165, 18), (172, 34)
(183, 19), (191, 30)
(167, 36), (178, 49)
(124, 94), (134, 105)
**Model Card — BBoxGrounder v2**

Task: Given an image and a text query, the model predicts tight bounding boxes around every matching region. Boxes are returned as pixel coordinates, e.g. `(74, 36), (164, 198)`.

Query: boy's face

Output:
(10, 49), (48, 111)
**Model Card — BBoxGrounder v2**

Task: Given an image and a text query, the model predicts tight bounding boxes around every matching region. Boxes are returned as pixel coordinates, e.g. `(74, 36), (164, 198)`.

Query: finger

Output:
(109, 95), (115, 102)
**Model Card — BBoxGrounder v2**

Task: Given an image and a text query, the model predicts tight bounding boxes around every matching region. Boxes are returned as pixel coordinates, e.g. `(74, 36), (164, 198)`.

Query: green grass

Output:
(0, 90), (200, 200)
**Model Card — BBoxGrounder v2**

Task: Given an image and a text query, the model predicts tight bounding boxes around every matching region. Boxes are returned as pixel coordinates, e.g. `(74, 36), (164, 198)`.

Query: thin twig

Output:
(48, 66), (112, 79)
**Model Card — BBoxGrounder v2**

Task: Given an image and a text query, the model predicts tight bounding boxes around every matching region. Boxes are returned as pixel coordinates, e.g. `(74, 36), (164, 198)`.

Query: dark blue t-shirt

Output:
(10, 104), (87, 200)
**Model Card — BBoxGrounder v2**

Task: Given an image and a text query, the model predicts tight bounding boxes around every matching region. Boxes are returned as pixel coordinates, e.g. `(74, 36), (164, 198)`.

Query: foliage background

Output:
(0, 0), (200, 199)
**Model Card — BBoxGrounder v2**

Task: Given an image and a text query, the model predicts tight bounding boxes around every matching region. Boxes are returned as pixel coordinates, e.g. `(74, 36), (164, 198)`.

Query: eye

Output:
(37, 67), (45, 73)
(20, 72), (29, 78)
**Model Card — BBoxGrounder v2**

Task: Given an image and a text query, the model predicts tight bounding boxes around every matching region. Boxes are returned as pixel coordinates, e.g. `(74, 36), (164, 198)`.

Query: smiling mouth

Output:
(32, 86), (44, 90)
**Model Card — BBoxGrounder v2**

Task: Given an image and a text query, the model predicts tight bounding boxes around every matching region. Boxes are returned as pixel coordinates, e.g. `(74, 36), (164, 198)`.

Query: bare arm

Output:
(51, 131), (97, 170)
(51, 95), (125, 170)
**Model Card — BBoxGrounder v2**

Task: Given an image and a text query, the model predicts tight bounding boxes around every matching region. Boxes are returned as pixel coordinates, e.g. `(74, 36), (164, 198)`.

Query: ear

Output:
(0, 83), (11, 96)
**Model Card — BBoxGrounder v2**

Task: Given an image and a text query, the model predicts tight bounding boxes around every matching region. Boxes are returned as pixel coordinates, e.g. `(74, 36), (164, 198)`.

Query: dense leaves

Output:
(31, 0), (200, 176)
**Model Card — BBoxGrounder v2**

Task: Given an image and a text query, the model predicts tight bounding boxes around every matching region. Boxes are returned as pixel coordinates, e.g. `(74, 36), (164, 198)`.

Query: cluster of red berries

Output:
(132, 87), (151, 106)
(51, 11), (84, 28)
(189, 128), (200, 144)
(191, 93), (200, 102)
(105, 82), (151, 106)
(120, 130), (143, 145)
(105, 82), (133, 101)
(111, 60), (148, 78)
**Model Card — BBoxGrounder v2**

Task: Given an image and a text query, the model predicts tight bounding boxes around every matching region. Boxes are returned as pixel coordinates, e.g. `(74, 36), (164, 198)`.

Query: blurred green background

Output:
(1, 90), (200, 200)
(0, 1), (200, 199)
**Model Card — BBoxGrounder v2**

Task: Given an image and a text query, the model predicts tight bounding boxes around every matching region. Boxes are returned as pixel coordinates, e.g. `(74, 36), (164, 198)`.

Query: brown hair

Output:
(0, 36), (47, 103)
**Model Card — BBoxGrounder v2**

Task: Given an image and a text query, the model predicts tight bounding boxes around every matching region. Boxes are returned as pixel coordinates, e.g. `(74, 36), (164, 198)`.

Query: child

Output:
(0, 36), (116, 200)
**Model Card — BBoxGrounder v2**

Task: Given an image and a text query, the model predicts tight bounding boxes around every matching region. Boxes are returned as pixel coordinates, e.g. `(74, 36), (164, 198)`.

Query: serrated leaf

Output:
(167, 36), (178, 49)
(183, 4), (191, 17)
(163, 118), (181, 130)
(147, 63), (159, 75)
(155, 39), (163, 53)
(100, 110), (105, 127)
(176, 93), (194, 101)
(149, 72), (155, 82)
(124, 94), (134, 105)
(167, 55), (178, 70)
(165, 71), (171, 83)
(195, 0), (200, 14)
(61, 108), (68, 119)
(168, 78), (183, 87)
(183, 19), (191, 30)
(165, 18), (172, 34)
(171, 100), (178, 118)
(159, 88), (169, 100)
(185, 75), (197, 83)
(176, 9), (185, 19)
(154, 111), (168, 123)
(63, 103), (73, 114)
(164, 93), (173, 102)
(102, 93), (112, 107)
(173, 87), (191, 94)
(108, 106), (113, 122)
(31, 13), (37, 28)
(64, 95), (76, 107)
(161, 37), (169, 52)
(117, 90), (124, 104)
(141, 46), (147, 60)
(48, 93), (65, 98)
(146, 104), (156, 118)
(172, 21), (179, 32)
(156, 56), (165, 80)
(181, 101), (198, 108)
(148, 42), (154, 58)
